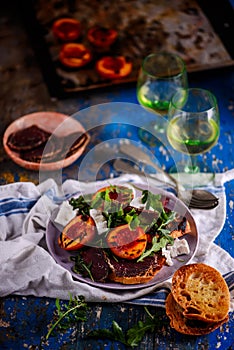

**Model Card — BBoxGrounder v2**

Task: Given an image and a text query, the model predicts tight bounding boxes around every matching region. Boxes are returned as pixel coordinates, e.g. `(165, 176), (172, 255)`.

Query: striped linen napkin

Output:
(0, 171), (233, 311)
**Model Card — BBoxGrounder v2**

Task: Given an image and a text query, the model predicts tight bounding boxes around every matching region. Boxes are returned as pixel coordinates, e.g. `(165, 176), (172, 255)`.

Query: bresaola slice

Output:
(62, 132), (89, 158)
(20, 135), (64, 163)
(78, 248), (110, 282)
(72, 247), (166, 284)
(7, 125), (51, 151)
(107, 251), (166, 284)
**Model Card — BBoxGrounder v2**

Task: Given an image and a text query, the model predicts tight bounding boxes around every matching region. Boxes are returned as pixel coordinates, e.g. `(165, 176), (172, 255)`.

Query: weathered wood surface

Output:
(0, 1), (233, 349)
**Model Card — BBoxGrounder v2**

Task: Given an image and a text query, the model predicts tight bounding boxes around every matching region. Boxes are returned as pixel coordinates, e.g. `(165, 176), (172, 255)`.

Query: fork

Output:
(116, 144), (219, 209)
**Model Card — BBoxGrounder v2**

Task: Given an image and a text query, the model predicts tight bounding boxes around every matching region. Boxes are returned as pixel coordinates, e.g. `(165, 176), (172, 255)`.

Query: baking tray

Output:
(20, 0), (234, 98)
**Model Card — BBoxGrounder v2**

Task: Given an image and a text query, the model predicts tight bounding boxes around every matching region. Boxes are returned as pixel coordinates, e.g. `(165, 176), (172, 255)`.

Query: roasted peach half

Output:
(107, 224), (147, 260)
(95, 56), (132, 79)
(59, 43), (92, 68)
(58, 214), (96, 250)
(87, 26), (117, 47)
(52, 18), (81, 41)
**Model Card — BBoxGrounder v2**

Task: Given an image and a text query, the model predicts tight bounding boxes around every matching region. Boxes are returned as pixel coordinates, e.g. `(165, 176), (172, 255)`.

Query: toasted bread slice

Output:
(171, 263), (230, 323)
(165, 293), (229, 335)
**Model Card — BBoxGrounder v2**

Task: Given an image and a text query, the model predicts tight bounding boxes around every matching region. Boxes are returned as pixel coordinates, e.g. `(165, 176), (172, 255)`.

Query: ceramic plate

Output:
(45, 180), (198, 290)
(3, 111), (90, 171)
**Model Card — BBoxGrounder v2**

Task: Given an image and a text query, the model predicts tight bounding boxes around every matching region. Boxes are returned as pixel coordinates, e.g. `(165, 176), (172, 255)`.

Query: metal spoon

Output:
(116, 144), (219, 209)
(113, 159), (219, 210)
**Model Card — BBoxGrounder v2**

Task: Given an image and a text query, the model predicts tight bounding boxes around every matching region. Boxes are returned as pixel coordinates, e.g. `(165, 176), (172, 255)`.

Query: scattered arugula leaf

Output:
(88, 307), (163, 348)
(89, 321), (127, 345)
(46, 296), (167, 348)
(46, 294), (89, 340)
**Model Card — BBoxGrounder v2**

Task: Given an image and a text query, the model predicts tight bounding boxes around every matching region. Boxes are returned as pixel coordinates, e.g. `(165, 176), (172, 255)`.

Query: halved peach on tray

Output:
(52, 18), (81, 41)
(59, 43), (92, 68)
(95, 56), (132, 79)
(87, 26), (118, 47)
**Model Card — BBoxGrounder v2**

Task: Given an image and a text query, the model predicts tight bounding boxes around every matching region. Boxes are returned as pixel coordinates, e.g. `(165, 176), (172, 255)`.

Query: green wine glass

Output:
(137, 52), (188, 145)
(167, 88), (220, 175)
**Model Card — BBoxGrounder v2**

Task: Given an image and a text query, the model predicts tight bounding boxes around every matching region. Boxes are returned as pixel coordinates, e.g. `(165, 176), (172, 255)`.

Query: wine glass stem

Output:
(185, 155), (200, 174)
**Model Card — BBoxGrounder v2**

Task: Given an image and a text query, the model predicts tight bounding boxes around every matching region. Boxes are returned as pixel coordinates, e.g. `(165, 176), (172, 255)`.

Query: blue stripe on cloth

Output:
(125, 272), (233, 308)
(223, 271), (234, 292)
(125, 288), (171, 308)
(0, 198), (37, 217)
(44, 188), (75, 204)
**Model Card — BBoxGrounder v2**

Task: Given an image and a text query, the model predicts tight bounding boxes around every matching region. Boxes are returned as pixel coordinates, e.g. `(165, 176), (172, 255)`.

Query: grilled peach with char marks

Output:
(58, 214), (96, 250)
(107, 224), (147, 260)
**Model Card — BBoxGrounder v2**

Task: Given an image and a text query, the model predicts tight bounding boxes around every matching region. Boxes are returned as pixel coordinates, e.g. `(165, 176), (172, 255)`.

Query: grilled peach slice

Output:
(107, 224), (147, 260)
(58, 214), (96, 250)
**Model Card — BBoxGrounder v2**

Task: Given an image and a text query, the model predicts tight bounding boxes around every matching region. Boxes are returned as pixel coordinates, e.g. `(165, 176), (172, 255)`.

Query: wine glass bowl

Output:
(167, 88), (220, 174)
(136, 52), (188, 143)
(137, 52), (188, 115)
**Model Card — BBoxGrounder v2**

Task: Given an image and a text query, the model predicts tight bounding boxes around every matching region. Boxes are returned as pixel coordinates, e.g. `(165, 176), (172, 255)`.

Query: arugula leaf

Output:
(141, 190), (163, 211)
(71, 254), (94, 281)
(46, 294), (88, 340)
(137, 236), (170, 262)
(127, 318), (157, 347)
(69, 195), (91, 216)
(91, 191), (105, 209)
(103, 206), (140, 230)
(46, 296), (167, 348)
(158, 211), (176, 231)
(88, 307), (164, 348)
(89, 320), (127, 345)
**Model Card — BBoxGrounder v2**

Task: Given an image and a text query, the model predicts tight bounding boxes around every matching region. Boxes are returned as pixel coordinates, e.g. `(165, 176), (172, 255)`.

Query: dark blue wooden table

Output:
(1, 68), (233, 350)
(0, 2), (234, 349)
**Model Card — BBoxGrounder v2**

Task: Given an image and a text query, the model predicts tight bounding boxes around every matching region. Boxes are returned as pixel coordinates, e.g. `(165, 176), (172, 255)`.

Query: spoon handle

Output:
(113, 159), (176, 189)
(120, 143), (181, 194)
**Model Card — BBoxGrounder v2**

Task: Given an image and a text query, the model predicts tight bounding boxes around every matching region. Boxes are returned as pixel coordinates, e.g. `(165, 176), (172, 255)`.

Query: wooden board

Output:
(21, 0), (234, 97)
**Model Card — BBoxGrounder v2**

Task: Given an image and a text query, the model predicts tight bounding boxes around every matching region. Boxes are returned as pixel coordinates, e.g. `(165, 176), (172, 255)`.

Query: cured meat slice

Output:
(107, 252), (166, 284)
(20, 135), (64, 163)
(62, 132), (89, 158)
(78, 247), (110, 282)
(7, 125), (51, 151)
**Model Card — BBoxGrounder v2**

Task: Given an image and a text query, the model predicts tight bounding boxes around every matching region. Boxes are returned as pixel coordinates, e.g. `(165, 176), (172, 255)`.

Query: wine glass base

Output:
(169, 162), (215, 187)
(169, 163), (200, 174)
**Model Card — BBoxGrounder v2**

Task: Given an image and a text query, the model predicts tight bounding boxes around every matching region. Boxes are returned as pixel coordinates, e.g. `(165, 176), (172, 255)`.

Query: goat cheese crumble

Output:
(54, 201), (77, 227)
(162, 238), (190, 266)
(89, 208), (108, 235)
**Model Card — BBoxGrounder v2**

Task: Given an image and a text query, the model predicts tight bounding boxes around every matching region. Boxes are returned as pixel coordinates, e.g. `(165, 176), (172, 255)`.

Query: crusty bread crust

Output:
(165, 293), (229, 335)
(171, 263), (230, 323)
(108, 274), (157, 284)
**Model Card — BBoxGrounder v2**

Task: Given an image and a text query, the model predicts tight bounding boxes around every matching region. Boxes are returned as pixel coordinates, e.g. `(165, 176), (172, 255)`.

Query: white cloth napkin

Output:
(0, 171), (233, 311)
